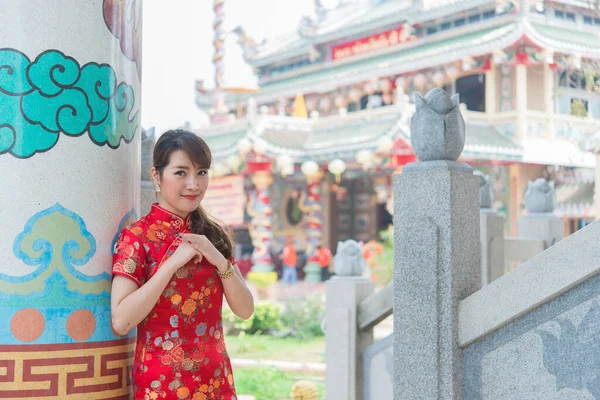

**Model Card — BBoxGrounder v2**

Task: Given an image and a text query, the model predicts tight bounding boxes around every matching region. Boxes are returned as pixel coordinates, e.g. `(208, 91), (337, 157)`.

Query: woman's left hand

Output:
(179, 233), (228, 272)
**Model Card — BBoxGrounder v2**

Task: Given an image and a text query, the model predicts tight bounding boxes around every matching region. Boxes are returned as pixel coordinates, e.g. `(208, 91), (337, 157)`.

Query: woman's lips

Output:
(182, 195), (199, 200)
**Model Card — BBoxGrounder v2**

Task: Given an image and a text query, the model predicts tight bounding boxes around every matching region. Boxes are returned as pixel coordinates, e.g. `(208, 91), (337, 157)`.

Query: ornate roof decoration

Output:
(253, 22), (522, 103)
(245, 0), (496, 66)
(523, 20), (600, 59)
(232, 18), (600, 107)
(198, 105), (523, 164)
(243, 0), (600, 84)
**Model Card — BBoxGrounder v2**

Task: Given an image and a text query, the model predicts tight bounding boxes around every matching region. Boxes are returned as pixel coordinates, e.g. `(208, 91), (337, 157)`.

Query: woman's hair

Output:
(153, 129), (234, 259)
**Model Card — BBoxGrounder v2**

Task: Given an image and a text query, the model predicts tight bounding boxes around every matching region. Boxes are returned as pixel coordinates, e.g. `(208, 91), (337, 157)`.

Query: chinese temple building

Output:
(195, 0), (600, 277)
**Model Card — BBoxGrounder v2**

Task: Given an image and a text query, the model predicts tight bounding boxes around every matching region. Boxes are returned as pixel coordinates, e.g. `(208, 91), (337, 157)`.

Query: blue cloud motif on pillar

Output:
(0, 48), (139, 158)
(0, 203), (110, 299)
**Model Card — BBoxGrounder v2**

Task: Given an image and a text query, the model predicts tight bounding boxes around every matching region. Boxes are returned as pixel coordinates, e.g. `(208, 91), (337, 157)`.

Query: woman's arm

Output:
(111, 262), (178, 335)
(218, 260), (254, 320)
(111, 242), (198, 335)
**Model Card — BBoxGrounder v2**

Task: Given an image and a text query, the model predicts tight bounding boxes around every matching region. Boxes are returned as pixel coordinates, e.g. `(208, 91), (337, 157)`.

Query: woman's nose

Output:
(187, 177), (199, 189)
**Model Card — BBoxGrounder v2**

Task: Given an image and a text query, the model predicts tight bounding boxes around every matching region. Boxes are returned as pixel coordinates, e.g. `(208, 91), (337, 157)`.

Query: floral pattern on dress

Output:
(113, 204), (237, 400)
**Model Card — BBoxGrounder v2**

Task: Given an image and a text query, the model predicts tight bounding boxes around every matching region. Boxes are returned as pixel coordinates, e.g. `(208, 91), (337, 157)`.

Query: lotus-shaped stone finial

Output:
(524, 178), (557, 213)
(410, 88), (465, 162)
(333, 240), (367, 276)
(474, 170), (494, 209)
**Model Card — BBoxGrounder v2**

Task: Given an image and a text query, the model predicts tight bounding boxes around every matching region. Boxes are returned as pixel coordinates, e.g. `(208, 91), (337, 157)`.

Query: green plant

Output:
(223, 301), (282, 335)
(234, 367), (325, 400)
(571, 99), (588, 117)
(373, 227), (394, 286)
(247, 271), (278, 288)
(225, 334), (325, 363)
(280, 296), (325, 340)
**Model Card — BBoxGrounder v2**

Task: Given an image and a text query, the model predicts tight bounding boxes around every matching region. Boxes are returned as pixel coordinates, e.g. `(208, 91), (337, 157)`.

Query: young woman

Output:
(111, 129), (254, 400)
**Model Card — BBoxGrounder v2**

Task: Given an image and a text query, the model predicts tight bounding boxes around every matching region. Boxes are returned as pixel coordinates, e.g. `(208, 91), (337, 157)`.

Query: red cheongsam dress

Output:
(112, 204), (237, 400)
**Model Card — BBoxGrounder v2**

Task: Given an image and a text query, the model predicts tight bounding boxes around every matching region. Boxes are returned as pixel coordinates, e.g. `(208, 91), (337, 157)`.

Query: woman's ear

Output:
(150, 167), (159, 183)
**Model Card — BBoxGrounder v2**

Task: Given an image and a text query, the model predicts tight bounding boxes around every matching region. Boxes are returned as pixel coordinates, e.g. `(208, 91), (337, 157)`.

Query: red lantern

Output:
(246, 160), (272, 173)
(390, 138), (417, 167)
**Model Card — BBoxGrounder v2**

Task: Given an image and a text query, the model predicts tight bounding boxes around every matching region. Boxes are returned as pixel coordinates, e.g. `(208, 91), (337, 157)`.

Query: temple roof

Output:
(239, 18), (600, 106)
(555, 180), (595, 219)
(247, 0), (493, 65)
(461, 122), (522, 162)
(199, 105), (523, 164)
(246, 0), (600, 68)
(526, 21), (600, 58)
(253, 21), (520, 103)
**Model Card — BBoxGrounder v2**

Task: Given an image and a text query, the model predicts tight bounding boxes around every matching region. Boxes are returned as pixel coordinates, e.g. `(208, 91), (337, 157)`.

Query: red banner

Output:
(202, 175), (246, 227)
(331, 27), (415, 61)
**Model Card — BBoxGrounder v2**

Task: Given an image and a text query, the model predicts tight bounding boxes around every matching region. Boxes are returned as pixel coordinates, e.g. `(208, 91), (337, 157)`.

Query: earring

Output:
(154, 181), (161, 193)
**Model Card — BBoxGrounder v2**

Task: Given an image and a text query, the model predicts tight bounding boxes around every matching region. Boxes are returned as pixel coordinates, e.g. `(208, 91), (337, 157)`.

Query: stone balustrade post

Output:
(326, 240), (374, 400)
(394, 89), (481, 399)
(480, 209), (505, 286)
(476, 170), (505, 286)
(519, 178), (564, 248)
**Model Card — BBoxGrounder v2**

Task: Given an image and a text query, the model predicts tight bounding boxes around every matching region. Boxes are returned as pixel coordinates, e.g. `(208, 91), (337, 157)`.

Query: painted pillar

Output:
(515, 64), (528, 141)
(300, 173), (325, 282)
(247, 171), (274, 272)
(509, 164), (521, 236)
(0, 1), (141, 398)
(212, 0), (227, 115)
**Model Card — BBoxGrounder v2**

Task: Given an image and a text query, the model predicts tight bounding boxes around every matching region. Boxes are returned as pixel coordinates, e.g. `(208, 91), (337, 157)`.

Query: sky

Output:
(141, 0), (315, 133)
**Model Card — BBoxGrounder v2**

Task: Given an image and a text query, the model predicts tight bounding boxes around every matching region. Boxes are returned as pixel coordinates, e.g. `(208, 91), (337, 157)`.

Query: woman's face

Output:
(152, 150), (209, 218)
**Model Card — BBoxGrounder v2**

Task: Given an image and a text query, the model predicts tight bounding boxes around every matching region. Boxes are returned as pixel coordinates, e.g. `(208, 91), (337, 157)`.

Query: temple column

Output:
(515, 64), (528, 141)
(0, 1), (142, 398)
(485, 64), (497, 115)
(543, 61), (556, 140)
(247, 171), (275, 272)
(300, 172), (325, 282)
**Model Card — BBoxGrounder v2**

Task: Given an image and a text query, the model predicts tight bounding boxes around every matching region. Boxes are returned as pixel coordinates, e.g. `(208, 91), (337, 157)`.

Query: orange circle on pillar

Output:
(10, 308), (45, 342)
(66, 309), (96, 341)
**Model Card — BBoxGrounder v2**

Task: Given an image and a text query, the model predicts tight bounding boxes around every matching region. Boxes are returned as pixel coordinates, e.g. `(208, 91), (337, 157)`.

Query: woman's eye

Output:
(198, 170), (208, 176)
(175, 171), (185, 176)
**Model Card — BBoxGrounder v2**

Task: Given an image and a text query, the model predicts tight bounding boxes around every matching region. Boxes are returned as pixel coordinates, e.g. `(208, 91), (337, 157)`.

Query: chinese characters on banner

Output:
(331, 27), (415, 61)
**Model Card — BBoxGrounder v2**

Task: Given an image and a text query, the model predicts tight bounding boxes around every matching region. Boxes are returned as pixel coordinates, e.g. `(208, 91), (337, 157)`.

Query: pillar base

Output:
(250, 262), (274, 273)
(518, 213), (564, 248)
(303, 262), (322, 282)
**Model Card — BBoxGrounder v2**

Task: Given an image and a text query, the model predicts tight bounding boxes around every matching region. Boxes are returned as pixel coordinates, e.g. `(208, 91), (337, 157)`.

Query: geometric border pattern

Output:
(0, 338), (134, 399)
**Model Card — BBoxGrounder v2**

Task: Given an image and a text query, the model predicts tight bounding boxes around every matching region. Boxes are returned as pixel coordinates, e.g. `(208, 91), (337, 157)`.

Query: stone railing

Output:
(390, 88), (600, 399)
(478, 173), (564, 286)
(325, 265), (394, 400)
(460, 220), (600, 346)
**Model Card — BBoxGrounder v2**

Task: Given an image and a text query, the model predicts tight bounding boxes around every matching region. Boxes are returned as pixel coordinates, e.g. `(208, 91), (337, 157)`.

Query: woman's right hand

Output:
(164, 241), (201, 272)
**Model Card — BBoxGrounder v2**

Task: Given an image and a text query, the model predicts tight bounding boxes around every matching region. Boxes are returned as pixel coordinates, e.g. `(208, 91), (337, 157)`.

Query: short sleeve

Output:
(112, 228), (147, 287)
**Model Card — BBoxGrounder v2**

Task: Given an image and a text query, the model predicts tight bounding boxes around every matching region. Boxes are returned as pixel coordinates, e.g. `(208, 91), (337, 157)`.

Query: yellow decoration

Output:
(290, 380), (319, 400)
(246, 271), (278, 288)
(293, 92), (308, 118)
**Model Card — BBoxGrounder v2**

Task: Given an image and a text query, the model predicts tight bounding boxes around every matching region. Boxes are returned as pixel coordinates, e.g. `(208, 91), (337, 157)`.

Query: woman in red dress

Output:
(111, 129), (254, 400)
